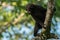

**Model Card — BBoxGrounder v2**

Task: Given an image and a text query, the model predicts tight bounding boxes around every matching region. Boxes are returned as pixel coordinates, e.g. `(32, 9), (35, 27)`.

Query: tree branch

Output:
(41, 0), (58, 39)
(42, 0), (55, 34)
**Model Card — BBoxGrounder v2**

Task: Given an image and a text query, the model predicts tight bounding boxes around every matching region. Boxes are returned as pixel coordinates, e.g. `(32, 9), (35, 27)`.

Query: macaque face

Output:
(26, 4), (36, 14)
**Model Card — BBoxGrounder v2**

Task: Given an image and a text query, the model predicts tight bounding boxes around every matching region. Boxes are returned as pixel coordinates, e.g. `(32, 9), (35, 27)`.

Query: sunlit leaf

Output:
(12, 2), (17, 6)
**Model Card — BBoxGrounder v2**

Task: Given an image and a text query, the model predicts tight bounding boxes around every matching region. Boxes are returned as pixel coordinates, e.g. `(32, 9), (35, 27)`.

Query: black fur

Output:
(26, 4), (56, 36)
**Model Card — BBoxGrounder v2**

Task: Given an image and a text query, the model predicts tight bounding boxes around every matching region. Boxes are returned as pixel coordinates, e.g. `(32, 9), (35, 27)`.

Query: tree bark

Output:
(33, 0), (58, 40)
(41, 0), (58, 39)
(42, 0), (55, 35)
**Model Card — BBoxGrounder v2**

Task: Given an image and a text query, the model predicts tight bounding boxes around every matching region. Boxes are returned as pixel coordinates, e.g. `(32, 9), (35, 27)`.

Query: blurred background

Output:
(0, 0), (60, 40)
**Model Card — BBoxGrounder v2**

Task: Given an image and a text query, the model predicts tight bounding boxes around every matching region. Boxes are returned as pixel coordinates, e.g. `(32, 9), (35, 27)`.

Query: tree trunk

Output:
(33, 0), (58, 40)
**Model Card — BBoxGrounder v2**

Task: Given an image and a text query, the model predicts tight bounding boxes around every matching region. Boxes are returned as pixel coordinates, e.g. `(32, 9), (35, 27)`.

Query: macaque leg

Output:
(34, 22), (42, 36)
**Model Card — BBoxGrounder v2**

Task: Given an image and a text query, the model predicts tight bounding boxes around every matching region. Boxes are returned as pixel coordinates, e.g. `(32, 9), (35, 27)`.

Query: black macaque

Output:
(26, 4), (46, 36)
(26, 4), (56, 36)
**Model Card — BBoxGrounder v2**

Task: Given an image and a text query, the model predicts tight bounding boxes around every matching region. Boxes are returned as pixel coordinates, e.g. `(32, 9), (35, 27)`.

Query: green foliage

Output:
(0, 0), (60, 40)
(55, 0), (60, 17)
